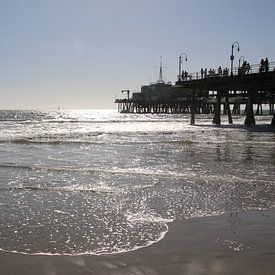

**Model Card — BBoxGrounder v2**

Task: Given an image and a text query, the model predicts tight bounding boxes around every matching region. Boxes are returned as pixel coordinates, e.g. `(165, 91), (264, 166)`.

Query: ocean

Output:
(0, 109), (274, 256)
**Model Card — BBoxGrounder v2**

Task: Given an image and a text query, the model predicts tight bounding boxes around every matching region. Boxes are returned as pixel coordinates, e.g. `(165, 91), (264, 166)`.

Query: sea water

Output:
(0, 109), (274, 255)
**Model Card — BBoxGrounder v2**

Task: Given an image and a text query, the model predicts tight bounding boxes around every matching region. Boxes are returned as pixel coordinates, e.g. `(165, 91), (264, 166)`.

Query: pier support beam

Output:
(225, 93), (233, 124)
(244, 90), (256, 126)
(272, 113), (275, 126)
(190, 90), (196, 125)
(270, 94), (275, 115)
(255, 103), (263, 115)
(212, 91), (221, 125)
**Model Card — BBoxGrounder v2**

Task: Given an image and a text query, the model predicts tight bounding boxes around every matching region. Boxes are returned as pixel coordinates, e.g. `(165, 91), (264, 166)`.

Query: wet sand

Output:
(1, 209), (275, 275)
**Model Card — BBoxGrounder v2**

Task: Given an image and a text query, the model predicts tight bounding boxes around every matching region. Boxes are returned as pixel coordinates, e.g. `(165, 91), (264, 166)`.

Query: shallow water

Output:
(0, 109), (274, 255)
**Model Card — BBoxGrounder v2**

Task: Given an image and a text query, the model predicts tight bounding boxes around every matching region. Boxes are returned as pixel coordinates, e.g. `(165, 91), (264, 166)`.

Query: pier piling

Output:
(225, 93), (233, 124)
(244, 91), (256, 126)
(272, 113), (275, 126)
(190, 91), (196, 125)
(212, 92), (221, 125)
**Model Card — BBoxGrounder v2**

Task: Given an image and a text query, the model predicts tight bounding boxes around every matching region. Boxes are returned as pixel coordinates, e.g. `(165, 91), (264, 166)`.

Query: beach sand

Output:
(1, 209), (275, 275)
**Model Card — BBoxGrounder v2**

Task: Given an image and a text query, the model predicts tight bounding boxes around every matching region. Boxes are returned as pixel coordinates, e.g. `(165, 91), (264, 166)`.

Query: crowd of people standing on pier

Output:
(200, 67), (229, 78)
(179, 57), (272, 81)
(179, 67), (229, 81)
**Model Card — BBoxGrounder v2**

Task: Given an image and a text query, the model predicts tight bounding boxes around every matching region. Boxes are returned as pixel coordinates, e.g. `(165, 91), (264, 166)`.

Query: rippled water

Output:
(0, 109), (274, 255)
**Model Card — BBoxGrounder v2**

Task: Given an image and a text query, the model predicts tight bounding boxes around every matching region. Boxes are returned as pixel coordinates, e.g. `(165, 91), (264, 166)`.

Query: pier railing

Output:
(179, 61), (275, 81)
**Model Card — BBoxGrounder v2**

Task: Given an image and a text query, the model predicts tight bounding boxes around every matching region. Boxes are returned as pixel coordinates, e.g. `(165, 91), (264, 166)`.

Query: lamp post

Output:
(230, 41), (240, 75)
(178, 53), (187, 81)
(238, 56), (245, 68)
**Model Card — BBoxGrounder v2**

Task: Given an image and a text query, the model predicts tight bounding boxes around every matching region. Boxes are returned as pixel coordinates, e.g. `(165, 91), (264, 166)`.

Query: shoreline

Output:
(1, 208), (275, 274)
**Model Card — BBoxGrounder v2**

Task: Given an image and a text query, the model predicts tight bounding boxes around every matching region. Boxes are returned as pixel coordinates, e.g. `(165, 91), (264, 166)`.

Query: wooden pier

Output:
(115, 62), (275, 126)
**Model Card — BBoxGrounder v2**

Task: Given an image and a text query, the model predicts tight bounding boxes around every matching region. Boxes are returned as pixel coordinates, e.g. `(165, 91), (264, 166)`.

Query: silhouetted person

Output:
(246, 62), (250, 74)
(204, 68), (207, 78)
(223, 67), (229, 76)
(181, 70), (185, 81)
(184, 71), (188, 80)
(265, 58), (269, 72)
(239, 61), (247, 75)
(218, 66), (222, 76)
(201, 68), (204, 79)
(260, 59), (265, 73)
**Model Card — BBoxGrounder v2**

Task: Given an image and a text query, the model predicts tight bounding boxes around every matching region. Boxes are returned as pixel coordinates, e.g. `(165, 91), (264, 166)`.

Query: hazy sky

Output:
(0, 0), (274, 109)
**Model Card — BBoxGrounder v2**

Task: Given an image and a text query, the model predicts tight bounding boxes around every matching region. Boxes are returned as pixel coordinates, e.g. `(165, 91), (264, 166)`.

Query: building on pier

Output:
(138, 56), (173, 102)
(116, 57), (193, 113)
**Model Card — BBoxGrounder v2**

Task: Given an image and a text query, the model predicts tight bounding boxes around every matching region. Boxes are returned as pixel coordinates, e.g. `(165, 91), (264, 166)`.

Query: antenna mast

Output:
(158, 56), (164, 83)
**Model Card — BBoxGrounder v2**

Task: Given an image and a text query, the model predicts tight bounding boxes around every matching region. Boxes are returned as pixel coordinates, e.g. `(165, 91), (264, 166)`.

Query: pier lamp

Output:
(238, 56), (245, 68)
(230, 41), (240, 75)
(178, 53), (187, 81)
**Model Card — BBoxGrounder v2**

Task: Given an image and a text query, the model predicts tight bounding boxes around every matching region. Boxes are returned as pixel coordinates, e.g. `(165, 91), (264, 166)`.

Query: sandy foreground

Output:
(1, 209), (275, 275)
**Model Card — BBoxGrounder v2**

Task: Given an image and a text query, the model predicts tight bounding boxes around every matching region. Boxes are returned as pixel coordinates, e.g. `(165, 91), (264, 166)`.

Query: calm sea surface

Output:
(0, 109), (274, 255)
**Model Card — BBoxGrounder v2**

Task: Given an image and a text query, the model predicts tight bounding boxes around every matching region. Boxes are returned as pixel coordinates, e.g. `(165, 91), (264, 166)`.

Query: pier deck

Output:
(115, 62), (275, 126)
